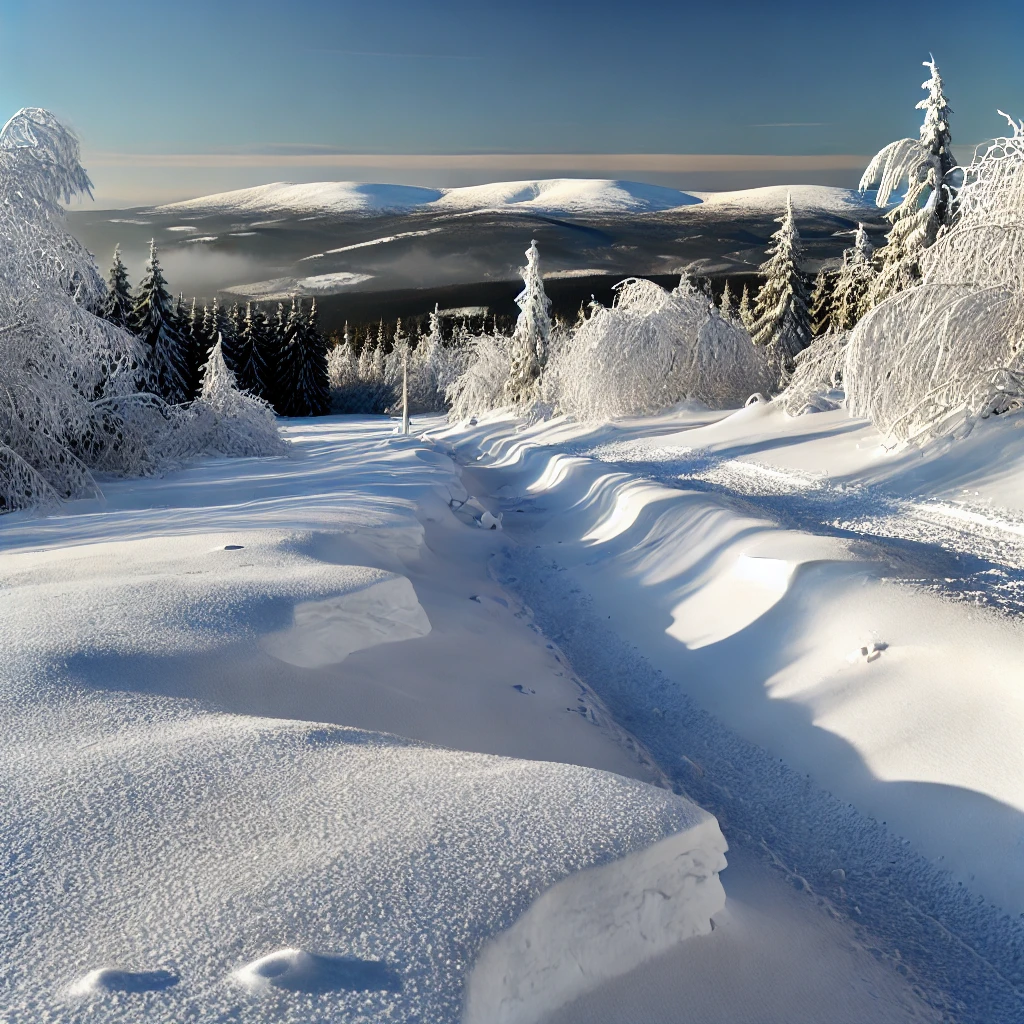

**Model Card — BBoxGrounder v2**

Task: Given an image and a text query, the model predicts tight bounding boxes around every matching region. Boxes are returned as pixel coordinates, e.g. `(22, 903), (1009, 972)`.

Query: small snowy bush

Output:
(446, 330), (513, 422)
(545, 278), (769, 420)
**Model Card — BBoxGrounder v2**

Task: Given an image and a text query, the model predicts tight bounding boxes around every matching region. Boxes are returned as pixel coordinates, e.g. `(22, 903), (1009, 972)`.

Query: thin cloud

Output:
(83, 151), (867, 172)
(747, 122), (834, 128)
(304, 47), (481, 61)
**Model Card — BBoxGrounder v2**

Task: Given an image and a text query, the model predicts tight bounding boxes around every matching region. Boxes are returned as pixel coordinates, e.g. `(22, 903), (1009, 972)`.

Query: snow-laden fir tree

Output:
(131, 240), (191, 403)
(212, 298), (239, 375)
(276, 298), (329, 417)
(233, 302), (272, 398)
(830, 223), (876, 331)
(181, 297), (207, 399)
(503, 239), (552, 408)
(808, 268), (835, 336)
(192, 337), (285, 457)
(738, 284), (754, 331)
(750, 195), (811, 384)
(719, 280), (737, 322)
(859, 57), (957, 304)
(102, 245), (133, 330)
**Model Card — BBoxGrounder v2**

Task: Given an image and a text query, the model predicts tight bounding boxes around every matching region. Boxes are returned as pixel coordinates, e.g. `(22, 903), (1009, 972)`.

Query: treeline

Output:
(103, 243), (330, 417)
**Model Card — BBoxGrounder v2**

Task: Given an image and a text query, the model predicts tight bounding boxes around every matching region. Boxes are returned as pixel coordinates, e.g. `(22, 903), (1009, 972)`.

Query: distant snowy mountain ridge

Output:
(154, 178), (873, 219)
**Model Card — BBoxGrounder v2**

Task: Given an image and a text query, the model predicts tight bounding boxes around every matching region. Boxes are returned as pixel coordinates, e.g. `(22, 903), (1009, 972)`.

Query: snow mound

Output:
(232, 948), (401, 995)
(155, 181), (443, 216)
(260, 571), (431, 668)
(70, 968), (179, 996)
(464, 819), (726, 1024)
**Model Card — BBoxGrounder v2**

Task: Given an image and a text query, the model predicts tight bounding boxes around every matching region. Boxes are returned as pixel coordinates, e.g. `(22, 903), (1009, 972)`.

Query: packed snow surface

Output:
(6, 410), (1018, 1022)
(0, 420), (726, 1024)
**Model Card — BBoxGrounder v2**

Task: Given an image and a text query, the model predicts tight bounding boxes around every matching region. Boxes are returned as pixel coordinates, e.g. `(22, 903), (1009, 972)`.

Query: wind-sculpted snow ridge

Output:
(434, 408), (1024, 1021)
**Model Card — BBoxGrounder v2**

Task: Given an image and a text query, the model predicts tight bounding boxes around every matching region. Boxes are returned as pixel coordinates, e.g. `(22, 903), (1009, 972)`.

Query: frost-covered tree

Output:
(809, 268), (835, 336)
(503, 239), (552, 408)
(830, 223), (876, 331)
(738, 283), (754, 331)
(719, 280), (737, 322)
(860, 58), (957, 304)
(845, 113), (1024, 443)
(192, 338), (285, 457)
(212, 298), (239, 376)
(132, 240), (190, 403)
(0, 107), (282, 510)
(276, 299), (329, 417)
(447, 329), (514, 422)
(541, 277), (765, 420)
(750, 195), (811, 384)
(102, 245), (133, 330)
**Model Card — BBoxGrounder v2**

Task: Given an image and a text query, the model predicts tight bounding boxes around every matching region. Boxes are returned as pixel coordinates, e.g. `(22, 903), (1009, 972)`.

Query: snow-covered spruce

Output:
(234, 302), (272, 400)
(192, 338), (287, 457)
(859, 58), (957, 305)
(503, 239), (552, 409)
(132, 240), (191, 404)
(750, 193), (812, 386)
(275, 299), (330, 417)
(102, 245), (133, 330)
(829, 223), (876, 331)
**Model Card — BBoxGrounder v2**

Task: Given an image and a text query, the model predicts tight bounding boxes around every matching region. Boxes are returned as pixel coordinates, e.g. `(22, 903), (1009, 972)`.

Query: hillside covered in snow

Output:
(67, 179), (882, 327)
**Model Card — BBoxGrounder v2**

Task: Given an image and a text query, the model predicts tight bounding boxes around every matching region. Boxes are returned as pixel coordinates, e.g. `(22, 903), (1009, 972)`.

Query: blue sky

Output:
(2, 0), (1022, 204)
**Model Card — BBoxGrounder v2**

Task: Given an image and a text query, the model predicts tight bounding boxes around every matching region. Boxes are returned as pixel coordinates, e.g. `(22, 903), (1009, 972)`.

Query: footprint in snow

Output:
(232, 948), (401, 995)
(513, 684), (536, 695)
(70, 967), (178, 996)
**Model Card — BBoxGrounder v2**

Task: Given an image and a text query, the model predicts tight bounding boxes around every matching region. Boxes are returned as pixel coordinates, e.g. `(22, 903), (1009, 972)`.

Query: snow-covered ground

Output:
(4, 410), (1021, 1021)
(431, 404), (1024, 1022)
(153, 178), (871, 220)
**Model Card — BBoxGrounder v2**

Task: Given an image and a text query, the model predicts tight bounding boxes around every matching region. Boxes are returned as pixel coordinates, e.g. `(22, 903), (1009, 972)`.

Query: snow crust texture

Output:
(0, 421), (725, 1024)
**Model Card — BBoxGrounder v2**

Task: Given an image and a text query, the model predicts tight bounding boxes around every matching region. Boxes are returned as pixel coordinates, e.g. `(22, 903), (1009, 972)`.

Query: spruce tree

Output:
(182, 297), (207, 398)
(860, 58), (957, 304)
(830, 223), (877, 331)
(102, 245), (134, 329)
(719, 279), (737, 322)
(504, 239), (552, 407)
(738, 284), (754, 331)
(131, 240), (190, 403)
(809, 268), (836, 336)
(276, 298), (329, 416)
(212, 298), (239, 374)
(235, 302), (272, 398)
(750, 195), (811, 384)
